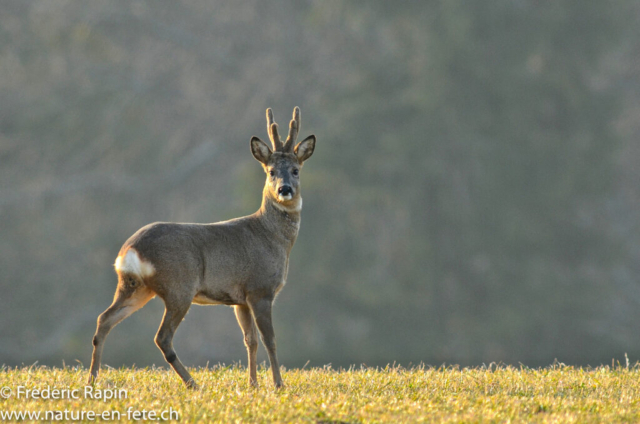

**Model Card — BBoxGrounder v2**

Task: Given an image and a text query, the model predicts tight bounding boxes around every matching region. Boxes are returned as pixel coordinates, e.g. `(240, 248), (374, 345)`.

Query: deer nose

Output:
(278, 185), (293, 196)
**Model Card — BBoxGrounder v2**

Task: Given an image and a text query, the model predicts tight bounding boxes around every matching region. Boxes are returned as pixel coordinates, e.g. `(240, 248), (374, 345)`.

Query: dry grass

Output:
(1, 363), (639, 422)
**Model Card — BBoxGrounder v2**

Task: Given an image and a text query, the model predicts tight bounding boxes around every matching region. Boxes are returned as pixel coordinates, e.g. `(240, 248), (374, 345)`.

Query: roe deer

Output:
(88, 107), (316, 389)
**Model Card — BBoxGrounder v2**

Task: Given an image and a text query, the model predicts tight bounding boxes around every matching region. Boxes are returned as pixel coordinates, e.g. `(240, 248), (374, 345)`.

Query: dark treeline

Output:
(1, 0), (640, 369)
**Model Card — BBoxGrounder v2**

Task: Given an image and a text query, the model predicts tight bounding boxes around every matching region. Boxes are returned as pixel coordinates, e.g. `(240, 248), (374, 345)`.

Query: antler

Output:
(283, 107), (301, 152)
(266, 108), (284, 151)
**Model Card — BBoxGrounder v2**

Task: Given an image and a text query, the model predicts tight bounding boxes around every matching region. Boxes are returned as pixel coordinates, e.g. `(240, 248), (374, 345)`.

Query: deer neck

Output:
(256, 185), (302, 248)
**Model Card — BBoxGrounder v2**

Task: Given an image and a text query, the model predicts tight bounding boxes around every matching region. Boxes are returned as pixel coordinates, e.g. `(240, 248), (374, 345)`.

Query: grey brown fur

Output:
(88, 107), (316, 389)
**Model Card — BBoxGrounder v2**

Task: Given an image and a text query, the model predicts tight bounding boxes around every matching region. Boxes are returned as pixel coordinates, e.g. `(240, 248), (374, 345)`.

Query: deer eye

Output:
(292, 168), (299, 177)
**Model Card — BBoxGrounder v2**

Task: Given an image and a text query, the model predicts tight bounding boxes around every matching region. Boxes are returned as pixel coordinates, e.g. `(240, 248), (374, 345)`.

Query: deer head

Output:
(250, 107), (316, 210)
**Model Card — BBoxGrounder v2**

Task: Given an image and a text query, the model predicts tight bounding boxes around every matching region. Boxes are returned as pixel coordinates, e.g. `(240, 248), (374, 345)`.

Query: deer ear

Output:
(251, 136), (272, 165)
(294, 135), (316, 163)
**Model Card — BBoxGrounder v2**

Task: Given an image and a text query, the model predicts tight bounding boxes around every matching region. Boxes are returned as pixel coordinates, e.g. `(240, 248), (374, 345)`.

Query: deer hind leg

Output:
(248, 297), (284, 388)
(234, 305), (258, 387)
(88, 276), (155, 384)
(155, 297), (196, 389)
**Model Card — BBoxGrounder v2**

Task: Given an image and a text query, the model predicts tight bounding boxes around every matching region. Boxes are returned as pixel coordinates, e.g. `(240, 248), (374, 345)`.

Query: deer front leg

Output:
(155, 300), (197, 389)
(248, 297), (284, 388)
(234, 305), (258, 387)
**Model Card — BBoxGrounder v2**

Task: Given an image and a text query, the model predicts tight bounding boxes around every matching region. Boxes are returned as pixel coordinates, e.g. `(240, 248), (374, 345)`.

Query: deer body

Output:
(123, 205), (297, 307)
(88, 107), (315, 389)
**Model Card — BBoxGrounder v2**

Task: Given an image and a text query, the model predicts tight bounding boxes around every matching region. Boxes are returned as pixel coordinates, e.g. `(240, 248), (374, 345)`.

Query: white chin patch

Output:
(278, 194), (293, 201)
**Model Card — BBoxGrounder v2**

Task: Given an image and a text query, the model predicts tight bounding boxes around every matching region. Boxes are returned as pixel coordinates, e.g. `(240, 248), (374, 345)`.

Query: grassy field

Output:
(1, 363), (639, 422)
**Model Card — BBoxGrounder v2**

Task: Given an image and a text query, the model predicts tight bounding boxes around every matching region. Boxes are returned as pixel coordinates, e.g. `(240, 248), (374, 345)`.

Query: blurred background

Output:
(1, 0), (640, 370)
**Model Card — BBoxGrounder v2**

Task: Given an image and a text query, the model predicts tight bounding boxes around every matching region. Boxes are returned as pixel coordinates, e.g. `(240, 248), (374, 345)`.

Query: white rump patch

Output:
(114, 249), (155, 278)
